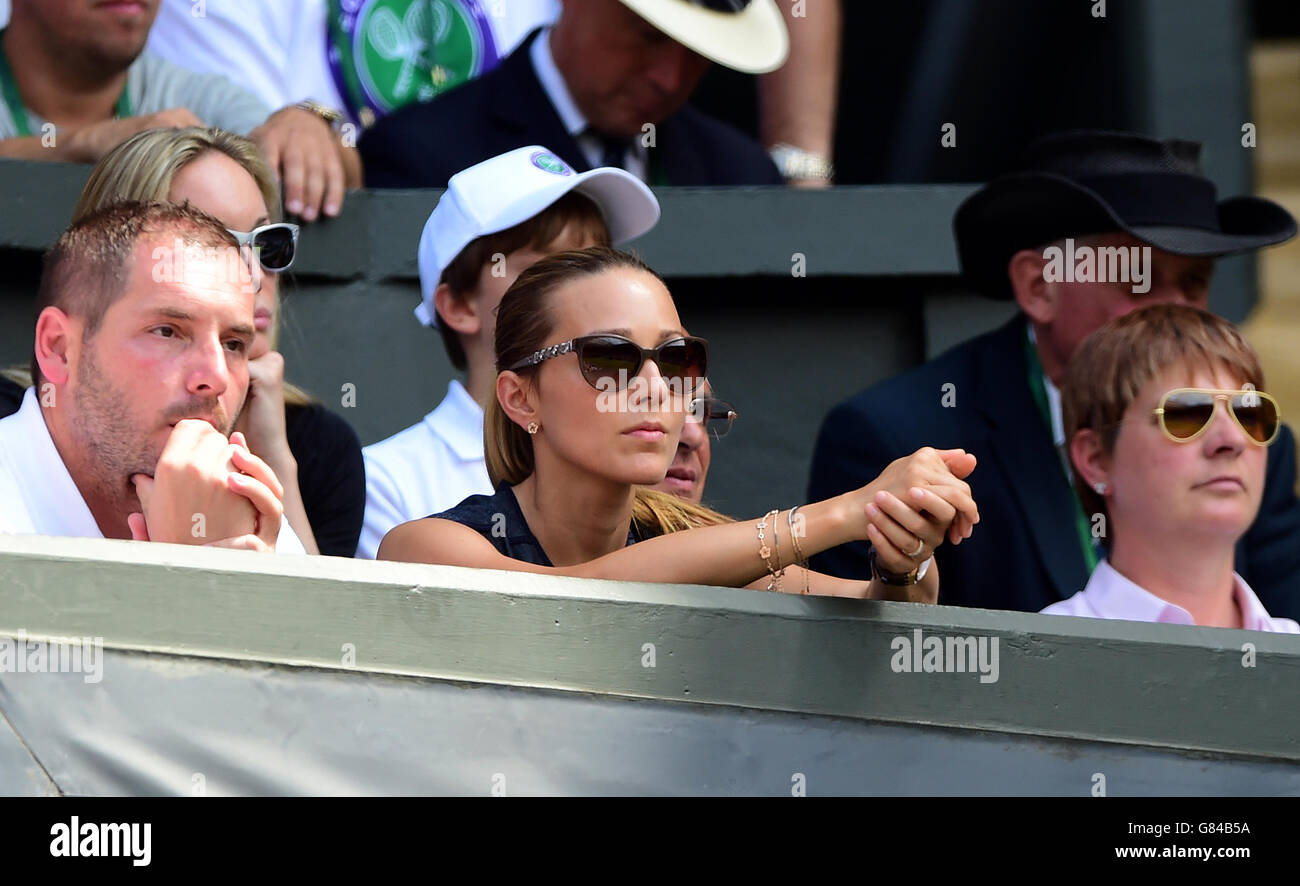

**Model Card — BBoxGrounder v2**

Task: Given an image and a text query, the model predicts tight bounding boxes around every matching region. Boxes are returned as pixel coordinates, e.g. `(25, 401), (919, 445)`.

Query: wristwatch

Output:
(769, 143), (834, 183)
(295, 100), (345, 132)
(869, 545), (932, 586)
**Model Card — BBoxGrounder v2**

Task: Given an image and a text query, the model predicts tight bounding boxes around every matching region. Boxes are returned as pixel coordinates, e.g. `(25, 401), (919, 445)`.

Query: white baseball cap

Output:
(415, 146), (661, 327)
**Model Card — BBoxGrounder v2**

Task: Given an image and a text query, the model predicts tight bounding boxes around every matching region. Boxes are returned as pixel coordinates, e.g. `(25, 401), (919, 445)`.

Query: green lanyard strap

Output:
(1023, 330), (1101, 572)
(0, 29), (132, 138)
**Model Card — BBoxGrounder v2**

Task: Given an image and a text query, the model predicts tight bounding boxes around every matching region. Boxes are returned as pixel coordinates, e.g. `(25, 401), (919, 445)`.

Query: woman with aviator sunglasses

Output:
(65, 127), (365, 556)
(1044, 304), (1298, 631)
(380, 247), (980, 600)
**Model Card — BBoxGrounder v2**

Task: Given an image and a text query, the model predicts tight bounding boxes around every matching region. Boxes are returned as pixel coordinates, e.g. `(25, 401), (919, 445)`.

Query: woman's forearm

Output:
(571, 498), (859, 588)
(752, 562), (939, 603)
(268, 458), (320, 555)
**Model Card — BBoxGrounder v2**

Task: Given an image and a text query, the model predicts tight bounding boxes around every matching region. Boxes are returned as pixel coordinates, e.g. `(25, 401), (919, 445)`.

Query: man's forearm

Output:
(0, 135), (85, 162)
(759, 0), (841, 157)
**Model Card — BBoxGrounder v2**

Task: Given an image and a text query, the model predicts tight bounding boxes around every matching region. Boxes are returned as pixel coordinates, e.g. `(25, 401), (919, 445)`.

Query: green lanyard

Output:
(0, 29), (132, 137)
(649, 149), (670, 187)
(1023, 330), (1101, 572)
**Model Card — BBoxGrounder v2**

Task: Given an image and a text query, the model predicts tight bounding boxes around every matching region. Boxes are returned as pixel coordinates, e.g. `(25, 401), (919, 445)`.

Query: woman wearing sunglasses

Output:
(1045, 304), (1298, 631)
(380, 247), (980, 599)
(65, 126), (365, 556)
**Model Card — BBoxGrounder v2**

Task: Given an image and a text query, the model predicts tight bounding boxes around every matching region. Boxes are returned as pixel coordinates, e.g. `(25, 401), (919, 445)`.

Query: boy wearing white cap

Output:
(356, 145), (660, 558)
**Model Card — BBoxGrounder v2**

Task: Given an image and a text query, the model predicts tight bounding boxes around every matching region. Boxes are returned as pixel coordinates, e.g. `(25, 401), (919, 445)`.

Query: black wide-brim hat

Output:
(955, 130), (1298, 299)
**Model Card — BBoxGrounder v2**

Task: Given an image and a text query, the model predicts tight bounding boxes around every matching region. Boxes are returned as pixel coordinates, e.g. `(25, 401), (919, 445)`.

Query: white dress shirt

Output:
(0, 388), (305, 553)
(357, 380), (493, 558)
(530, 27), (648, 181)
(1042, 559), (1300, 632)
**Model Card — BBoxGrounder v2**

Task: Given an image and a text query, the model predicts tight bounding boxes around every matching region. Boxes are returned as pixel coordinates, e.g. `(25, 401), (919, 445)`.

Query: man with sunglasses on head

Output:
(0, 201), (305, 553)
(809, 130), (1300, 619)
(355, 146), (661, 558)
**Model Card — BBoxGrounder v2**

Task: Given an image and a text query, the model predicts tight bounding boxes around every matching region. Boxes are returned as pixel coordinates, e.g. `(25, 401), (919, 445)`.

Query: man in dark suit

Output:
(360, 0), (788, 188)
(808, 131), (1300, 619)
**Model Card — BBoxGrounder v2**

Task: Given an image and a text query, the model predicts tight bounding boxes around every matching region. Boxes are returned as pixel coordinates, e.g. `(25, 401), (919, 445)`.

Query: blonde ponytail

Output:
(631, 487), (732, 534)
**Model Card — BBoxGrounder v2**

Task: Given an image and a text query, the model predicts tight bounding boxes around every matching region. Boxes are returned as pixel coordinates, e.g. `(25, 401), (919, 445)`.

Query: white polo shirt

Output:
(357, 380), (492, 558)
(0, 387), (305, 553)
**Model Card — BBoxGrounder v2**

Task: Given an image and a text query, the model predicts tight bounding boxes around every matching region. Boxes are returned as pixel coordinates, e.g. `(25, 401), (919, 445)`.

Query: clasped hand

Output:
(859, 447), (979, 576)
(127, 420), (285, 552)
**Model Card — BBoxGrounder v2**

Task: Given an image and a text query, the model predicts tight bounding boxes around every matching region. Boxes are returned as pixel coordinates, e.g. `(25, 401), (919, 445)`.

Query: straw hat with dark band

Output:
(618, 0), (789, 74)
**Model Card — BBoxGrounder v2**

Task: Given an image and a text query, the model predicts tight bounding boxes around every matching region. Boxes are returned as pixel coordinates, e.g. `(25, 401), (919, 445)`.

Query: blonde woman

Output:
(381, 247), (979, 599)
(43, 127), (363, 555)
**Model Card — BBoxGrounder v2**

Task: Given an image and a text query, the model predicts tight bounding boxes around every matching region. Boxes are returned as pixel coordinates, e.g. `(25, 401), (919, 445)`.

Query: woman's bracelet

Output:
(756, 509), (781, 591)
(788, 505), (809, 595)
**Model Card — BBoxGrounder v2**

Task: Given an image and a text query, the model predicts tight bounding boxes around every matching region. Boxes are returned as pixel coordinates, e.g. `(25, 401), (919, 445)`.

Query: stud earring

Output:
(1093, 481), (1107, 495)
(527, 422), (539, 435)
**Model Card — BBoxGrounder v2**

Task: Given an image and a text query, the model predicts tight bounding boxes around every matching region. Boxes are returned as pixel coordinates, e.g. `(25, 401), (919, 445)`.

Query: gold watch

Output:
(295, 100), (345, 131)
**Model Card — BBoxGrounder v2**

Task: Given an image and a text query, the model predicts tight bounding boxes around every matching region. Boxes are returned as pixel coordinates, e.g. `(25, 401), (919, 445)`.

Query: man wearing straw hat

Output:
(361, 0), (788, 187)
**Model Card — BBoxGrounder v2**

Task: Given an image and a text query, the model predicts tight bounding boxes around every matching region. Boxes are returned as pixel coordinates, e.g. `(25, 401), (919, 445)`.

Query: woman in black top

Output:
(384, 247), (980, 597)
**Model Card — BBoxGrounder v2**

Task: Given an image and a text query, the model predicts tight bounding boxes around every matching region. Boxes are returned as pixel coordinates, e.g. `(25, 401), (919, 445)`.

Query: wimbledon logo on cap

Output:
(530, 151), (573, 176)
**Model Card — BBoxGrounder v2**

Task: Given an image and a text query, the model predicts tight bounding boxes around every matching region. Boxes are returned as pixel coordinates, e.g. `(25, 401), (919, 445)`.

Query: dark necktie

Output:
(589, 129), (629, 170)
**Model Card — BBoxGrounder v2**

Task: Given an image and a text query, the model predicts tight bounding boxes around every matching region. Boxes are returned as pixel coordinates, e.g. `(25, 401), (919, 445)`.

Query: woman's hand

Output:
(241, 350), (292, 465)
(236, 350), (321, 554)
(848, 447), (979, 547)
(865, 487), (954, 576)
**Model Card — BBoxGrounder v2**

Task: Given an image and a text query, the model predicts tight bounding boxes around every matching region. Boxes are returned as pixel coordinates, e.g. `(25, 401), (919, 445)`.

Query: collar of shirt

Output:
(0, 386), (102, 537)
(423, 379), (485, 462)
(1078, 559), (1292, 631)
(529, 27), (647, 180)
(1026, 324), (1065, 448)
(0, 386), (305, 552)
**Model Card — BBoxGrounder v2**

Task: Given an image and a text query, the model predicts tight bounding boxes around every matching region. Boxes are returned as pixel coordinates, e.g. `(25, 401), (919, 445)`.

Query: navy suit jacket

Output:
(807, 316), (1300, 620)
(360, 30), (783, 188)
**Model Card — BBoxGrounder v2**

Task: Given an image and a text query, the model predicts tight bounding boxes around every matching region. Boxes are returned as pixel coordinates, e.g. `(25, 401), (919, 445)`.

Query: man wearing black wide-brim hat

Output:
(809, 130), (1300, 618)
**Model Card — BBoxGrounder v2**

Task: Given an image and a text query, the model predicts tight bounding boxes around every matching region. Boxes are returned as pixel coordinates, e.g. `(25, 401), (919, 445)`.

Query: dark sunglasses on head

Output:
(226, 222), (299, 272)
(509, 334), (709, 391)
(1153, 387), (1280, 445)
(687, 396), (738, 439)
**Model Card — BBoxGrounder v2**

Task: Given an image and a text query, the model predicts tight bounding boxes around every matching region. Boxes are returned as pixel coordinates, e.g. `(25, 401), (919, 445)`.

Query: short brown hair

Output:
(1062, 304), (1266, 527)
(436, 191), (611, 370)
(32, 200), (239, 384)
